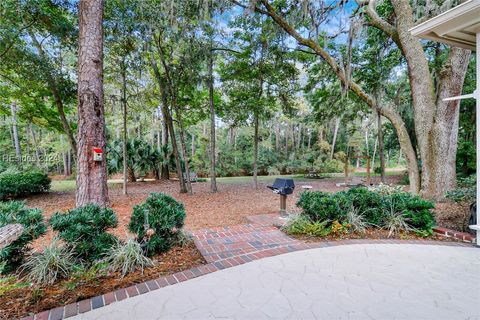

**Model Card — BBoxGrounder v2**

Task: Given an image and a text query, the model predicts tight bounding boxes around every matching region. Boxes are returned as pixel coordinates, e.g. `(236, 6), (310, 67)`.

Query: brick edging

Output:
(21, 239), (477, 320)
(433, 226), (476, 243)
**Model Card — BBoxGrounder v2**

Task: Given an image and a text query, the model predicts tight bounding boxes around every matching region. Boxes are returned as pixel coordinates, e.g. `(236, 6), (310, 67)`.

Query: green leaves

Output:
(49, 204), (118, 262)
(0, 201), (47, 274)
(129, 192), (186, 256)
(297, 188), (435, 235)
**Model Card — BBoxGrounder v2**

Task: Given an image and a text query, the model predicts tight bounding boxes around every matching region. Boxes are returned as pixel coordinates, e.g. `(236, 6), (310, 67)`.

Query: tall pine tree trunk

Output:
(10, 102), (21, 162)
(377, 110), (385, 183)
(208, 51), (218, 192)
(121, 61), (128, 195)
(76, 0), (109, 207)
(253, 111), (259, 189)
(330, 117), (340, 160)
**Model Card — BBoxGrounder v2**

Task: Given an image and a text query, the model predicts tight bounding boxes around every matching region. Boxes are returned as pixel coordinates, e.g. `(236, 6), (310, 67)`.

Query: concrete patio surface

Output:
(72, 244), (480, 320)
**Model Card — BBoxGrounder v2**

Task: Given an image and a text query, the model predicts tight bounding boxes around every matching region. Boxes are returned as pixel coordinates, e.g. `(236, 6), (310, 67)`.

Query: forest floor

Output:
(24, 172), (472, 249)
(27, 174), (402, 249)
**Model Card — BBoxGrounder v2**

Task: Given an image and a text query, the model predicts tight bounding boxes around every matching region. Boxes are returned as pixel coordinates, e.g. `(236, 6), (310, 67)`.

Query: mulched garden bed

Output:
(286, 228), (463, 243)
(0, 242), (206, 320)
(434, 200), (472, 232)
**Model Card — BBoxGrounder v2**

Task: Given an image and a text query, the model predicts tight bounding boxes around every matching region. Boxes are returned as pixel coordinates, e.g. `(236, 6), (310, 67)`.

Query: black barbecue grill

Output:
(267, 178), (295, 215)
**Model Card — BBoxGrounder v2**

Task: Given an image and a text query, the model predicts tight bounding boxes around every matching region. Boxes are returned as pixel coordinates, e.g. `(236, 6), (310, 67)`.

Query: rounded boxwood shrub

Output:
(129, 193), (186, 256)
(0, 201), (47, 274)
(0, 170), (51, 200)
(49, 204), (118, 262)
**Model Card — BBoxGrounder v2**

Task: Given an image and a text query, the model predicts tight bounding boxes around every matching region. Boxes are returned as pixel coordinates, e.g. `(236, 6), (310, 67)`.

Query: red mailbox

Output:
(93, 147), (103, 162)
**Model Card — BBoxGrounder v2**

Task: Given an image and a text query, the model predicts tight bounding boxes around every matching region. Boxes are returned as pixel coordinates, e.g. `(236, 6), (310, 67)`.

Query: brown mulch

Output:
(0, 242), (205, 320)
(27, 176), (403, 249)
(434, 201), (472, 233)
(288, 228), (463, 243)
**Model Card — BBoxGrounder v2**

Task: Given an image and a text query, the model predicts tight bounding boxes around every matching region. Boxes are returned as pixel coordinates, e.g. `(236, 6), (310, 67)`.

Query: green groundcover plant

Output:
(129, 192), (186, 256)
(296, 187), (435, 236)
(49, 204), (118, 262)
(0, 201), (47, 274)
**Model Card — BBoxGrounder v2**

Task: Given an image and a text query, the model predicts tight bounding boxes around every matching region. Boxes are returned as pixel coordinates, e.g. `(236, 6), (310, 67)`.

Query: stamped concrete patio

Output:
(72, 243), (479, 320)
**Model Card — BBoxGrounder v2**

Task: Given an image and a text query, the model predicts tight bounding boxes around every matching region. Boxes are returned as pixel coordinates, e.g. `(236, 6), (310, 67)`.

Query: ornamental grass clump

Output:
(103, 238), (153, 278)
(0, 201), (47, 274)
(129, 192), (186, 256)
(22, 238), (75, 285)
(49, 204), (118, 262)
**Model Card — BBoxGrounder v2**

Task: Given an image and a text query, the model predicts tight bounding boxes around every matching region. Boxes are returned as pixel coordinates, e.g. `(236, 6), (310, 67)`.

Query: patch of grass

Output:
(50, 180), (122, 192)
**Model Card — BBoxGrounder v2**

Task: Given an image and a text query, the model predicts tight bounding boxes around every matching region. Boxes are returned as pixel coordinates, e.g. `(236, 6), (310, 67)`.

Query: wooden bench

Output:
(304, 171), (326, 179)
(183, 172), (198, 182)
(0, 224), (23, 250)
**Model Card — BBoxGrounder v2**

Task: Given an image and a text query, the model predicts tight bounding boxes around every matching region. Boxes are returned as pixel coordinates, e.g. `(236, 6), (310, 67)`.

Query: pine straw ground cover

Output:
(0, 242), (205, 320)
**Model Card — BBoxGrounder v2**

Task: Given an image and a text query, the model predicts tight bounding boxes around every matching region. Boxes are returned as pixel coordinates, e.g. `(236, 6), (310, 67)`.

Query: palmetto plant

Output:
(108, 139), (161, 181)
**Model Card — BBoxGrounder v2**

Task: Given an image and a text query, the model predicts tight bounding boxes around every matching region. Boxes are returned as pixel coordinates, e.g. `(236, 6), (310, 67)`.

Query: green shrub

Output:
(0, 201), (47, 274)
(445, 174), (476, 203)
(296, 191), (345, 223)
(129, 193), (186, 256)
(21, 238), (75, 284)
(103, 238), (153, 278)
(49, 204), (118, 262)
(282, 214), (330, 237)
(0, 170), (51, 200)
(296, 188), (435, 235)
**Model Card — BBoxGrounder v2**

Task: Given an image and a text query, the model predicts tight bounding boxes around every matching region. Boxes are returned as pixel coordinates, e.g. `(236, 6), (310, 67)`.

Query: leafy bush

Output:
(49, 204), (118, 262)
(368, 183), (404, 195)
(103, 238), (153, 278)
(22, 238), (75, 284)
(129, 193), (186, 256)
(445, 174), (476, 203)
(0, 170), (51, 200)
(296, 188), (435, 235)
(0, 201), (47, 274)
(282, 214), (330, 237)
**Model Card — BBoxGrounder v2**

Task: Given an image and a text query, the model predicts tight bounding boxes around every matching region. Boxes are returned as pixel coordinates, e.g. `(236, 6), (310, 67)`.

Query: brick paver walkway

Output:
(22, 214), (478, 320)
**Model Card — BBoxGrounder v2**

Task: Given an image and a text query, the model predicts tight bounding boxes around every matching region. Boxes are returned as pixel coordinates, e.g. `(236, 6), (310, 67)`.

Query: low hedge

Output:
(0, 170), (51, 200)
(49, 204), (118, 262)
(129, 192), (186, 256)
(0, 201), (47, 274)
(297, 187), (435, 234)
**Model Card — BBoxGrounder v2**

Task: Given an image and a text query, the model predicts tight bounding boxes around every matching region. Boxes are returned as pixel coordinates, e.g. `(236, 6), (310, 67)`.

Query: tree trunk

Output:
(29, 123), (40, 167)
(330, 117), (340, 159)
(253, 111), (259, 189)
(174, 102), (193, 195)
(76, 0), (109, 207)
(377, 110), (385, 183)
(275, 121), (280, 151)
(150, 39), (186, 191)
(191, 133), (195, 157)
(121, 61), (128, 195)
(10, 102), (21, 162)
(127, 166), (136, 182)
(391, 0), (470, 199)
(208, 51), (218, 193)
(160, 106), (170, 180)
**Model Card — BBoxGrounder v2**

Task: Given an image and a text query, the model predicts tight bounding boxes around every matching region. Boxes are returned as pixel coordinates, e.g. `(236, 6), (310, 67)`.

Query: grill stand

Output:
(280, 194), (287, 216)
